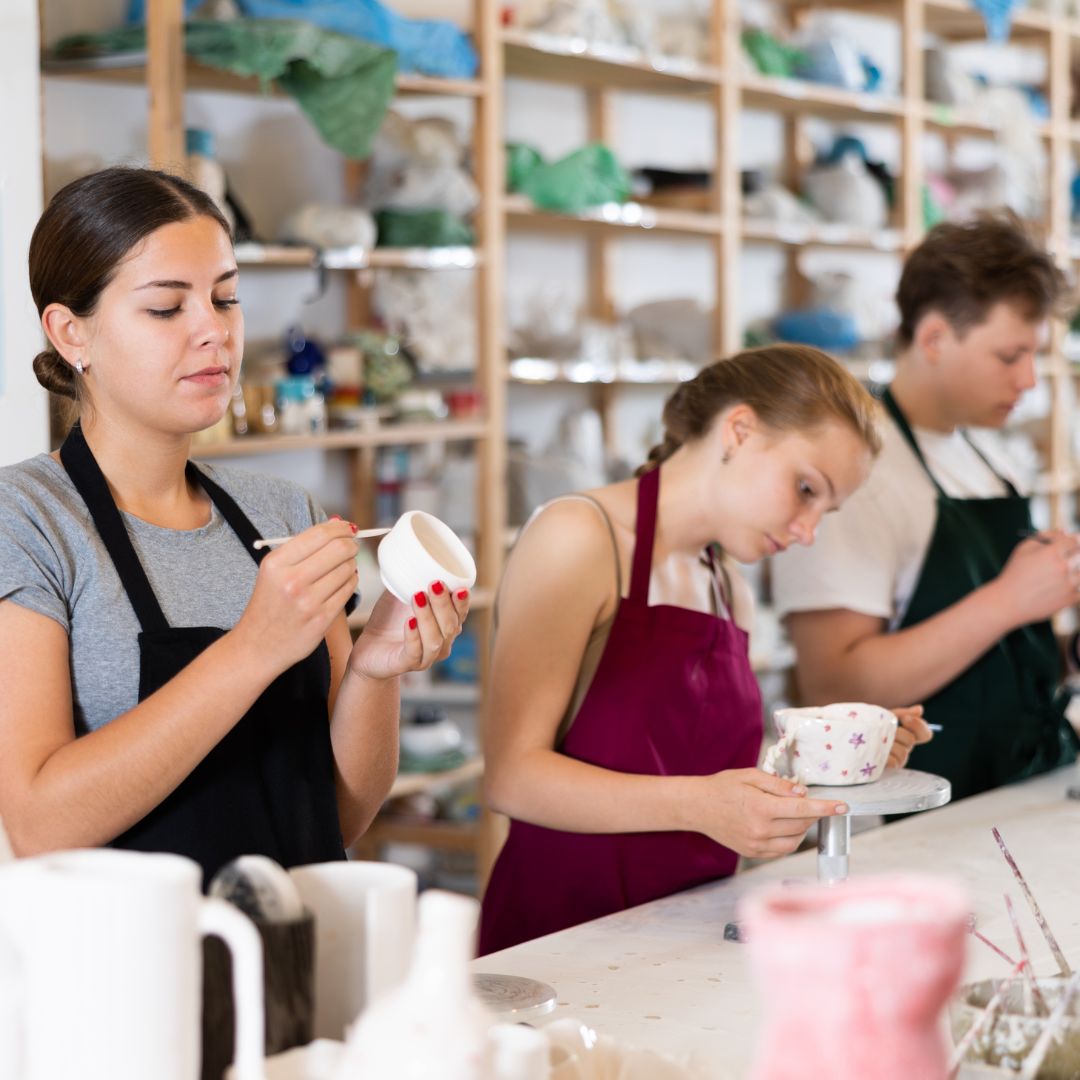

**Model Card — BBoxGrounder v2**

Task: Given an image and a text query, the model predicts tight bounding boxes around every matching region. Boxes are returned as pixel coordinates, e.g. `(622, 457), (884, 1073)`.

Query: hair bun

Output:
(33, 349), (78, 400)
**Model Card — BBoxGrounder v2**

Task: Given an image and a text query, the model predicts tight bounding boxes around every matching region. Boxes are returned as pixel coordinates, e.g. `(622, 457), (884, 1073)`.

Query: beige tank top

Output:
(496, 494), (732, 747)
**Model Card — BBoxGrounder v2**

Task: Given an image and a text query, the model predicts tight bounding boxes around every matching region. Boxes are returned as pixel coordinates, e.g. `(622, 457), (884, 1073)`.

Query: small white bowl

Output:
(377, 511), (477, 604)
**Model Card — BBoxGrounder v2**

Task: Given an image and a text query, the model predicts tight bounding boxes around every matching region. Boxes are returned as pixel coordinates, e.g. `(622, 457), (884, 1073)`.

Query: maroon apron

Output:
(478, 466), (763, 955)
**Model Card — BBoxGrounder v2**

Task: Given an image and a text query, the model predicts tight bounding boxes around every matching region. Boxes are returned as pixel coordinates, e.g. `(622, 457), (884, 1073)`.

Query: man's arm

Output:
(786, 588), (1016, 709)
(789, 526), (1080, 707)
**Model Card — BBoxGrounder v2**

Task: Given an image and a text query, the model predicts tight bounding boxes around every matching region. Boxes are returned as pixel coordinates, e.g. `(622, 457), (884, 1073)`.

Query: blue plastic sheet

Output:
(969, 0), (1020, 42)
(127, 0), (477, 77)
(774, 310), (860, 353)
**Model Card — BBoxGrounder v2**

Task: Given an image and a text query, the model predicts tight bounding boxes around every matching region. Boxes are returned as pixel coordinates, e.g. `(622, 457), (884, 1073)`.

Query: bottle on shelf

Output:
(185, 127), (235, 234)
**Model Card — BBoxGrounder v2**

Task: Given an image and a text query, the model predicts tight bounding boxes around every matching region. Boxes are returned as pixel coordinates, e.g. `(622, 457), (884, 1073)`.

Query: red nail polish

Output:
(413, 591), (427, 608)
(431, 581), (445, 596)
(408, 617), (418, 630)
(456, 590), (469, 601)
(349, 522), (359, 534)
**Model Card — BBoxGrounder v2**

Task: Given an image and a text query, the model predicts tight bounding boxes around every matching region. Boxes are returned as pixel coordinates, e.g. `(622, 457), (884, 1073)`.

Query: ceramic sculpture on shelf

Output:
(277, 204), (377, 250)
(371, 269), (476, 373)
(741, 874), (969, 1080)
(803, 152), (888, 230)
(363, 110), (479, 220)
(514, 0), (629, 46)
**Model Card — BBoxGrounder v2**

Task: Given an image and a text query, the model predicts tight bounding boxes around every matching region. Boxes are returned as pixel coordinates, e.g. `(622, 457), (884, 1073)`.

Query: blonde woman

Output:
(480, 346), (931, 953)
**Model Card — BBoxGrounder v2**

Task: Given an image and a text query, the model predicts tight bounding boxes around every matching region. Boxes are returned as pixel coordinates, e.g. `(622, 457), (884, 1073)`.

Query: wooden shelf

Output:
(504, 193), (723, 236)
(234, 242), (483, 271)
(923, 0), (1054, 40)
(508, 356), (699, 384)
(192, 419), (490, 459)
(43, 54), (483, 98)
(924, 101), (1053, 140)
(741, 73), (905, 123)
(741, 219), (903, 252)
(393, 73), (485, 97)
(502, 28), (723, 93)
(388, 756), (484, 800)
(360, 817), (480, 853)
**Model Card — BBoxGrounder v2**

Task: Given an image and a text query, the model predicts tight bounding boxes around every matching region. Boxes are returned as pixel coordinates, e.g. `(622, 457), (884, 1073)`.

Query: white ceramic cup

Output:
(288, 861), (417, 1040)
(377, 511), (477, 603)
(0, 848), (266, 1080)
(763, 702), (898, 786)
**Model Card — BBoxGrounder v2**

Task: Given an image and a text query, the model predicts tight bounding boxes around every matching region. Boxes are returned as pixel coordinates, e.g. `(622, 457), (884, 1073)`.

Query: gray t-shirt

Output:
(0, 454), (328, 735)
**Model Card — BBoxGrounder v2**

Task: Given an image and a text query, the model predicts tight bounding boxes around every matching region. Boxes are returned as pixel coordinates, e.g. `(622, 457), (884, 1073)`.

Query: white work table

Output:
(474, 766), (1080, 1077)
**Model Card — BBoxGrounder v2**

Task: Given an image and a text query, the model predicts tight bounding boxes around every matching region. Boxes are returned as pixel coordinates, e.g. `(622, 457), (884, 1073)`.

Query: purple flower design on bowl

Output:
(819, 761), (830, 772)
(849, 732), (866, 749)
(860, 763), (876, 778)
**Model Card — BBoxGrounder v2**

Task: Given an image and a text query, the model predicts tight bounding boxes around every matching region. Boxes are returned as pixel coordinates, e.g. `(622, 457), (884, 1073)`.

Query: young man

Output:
(772, 213), (1080, 800)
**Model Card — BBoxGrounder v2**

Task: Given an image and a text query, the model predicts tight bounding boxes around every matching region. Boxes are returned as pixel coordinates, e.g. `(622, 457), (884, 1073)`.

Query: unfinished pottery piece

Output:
(741, 873), (969, 1080)
(951, 977), (1080, 1078)
(377, 510), (477, 604)
(764, 702), (897, 786)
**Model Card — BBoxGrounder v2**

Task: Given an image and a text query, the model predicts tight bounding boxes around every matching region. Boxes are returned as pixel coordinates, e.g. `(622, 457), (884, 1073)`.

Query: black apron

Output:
(60, 423), (346, 888)
(884, 389), (1078, 800)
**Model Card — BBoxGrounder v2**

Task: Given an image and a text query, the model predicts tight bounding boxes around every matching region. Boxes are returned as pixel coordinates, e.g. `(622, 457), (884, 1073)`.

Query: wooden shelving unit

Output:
(501, 0), (1080, 574)
(193, 420), (491, 459)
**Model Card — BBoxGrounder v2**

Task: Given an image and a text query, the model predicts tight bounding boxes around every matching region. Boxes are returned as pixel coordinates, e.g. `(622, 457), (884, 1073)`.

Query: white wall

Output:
(0, 0), (49, 465)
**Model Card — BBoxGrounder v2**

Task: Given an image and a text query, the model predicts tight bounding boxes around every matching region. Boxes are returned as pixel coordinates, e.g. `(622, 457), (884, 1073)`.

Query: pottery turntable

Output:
(808, 767), (952, 883)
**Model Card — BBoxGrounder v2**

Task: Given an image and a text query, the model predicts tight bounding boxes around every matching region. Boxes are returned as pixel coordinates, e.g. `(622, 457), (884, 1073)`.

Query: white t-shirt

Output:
(771, 410), (1020, 629)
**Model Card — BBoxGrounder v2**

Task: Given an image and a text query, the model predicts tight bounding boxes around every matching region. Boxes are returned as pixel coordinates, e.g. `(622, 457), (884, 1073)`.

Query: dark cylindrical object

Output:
(201, 910), (316, 1080)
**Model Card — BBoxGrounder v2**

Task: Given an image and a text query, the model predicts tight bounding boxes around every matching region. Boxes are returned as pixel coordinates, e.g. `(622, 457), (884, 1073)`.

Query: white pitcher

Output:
(0, 848), (266, 1080)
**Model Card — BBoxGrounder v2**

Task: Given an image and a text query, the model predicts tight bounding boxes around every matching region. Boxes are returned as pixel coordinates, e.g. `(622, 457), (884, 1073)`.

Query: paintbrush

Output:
(253, 527), (391, 550)
(948, 961), (1023, 1079)
(993, 826), (1073, 976)
(1019, 971), (1080, 1080)
(966, 915), (1017, 968)
(1005, 893), (1050, 1017)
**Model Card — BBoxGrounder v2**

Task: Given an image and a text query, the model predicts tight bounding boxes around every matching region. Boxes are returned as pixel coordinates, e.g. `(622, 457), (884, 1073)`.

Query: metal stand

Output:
(809, 768), (951, 884)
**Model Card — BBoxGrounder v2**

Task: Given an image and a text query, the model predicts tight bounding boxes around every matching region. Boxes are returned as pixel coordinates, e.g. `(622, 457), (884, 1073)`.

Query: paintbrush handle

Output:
(253, 527), (390, 550)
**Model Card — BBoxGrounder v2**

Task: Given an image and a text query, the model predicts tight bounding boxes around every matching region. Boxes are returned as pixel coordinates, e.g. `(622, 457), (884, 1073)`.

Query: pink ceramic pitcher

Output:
(741, 874), (969, 1080)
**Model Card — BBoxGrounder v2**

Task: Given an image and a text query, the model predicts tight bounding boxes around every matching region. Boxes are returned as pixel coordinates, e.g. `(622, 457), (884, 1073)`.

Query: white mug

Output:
(377, 511), (477, 603)
(288, 861), (417, 1040)
(763, 703), (897, 786)
(0, 848), (266, 1080)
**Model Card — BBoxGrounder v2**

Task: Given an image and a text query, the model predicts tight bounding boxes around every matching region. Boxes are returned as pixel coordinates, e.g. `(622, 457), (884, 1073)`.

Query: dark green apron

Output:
(884, 389), (1078, 800)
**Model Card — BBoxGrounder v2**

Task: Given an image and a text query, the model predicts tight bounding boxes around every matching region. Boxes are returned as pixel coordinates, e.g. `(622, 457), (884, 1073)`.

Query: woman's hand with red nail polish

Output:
(346, 580), (469, 680)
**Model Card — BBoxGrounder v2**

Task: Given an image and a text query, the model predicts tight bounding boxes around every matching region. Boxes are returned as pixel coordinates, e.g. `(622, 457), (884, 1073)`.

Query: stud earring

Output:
(75, 359), (85, 375)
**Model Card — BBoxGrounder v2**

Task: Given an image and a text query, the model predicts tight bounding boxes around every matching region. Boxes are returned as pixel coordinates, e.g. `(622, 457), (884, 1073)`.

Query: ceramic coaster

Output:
(473, 973), (557, 1021)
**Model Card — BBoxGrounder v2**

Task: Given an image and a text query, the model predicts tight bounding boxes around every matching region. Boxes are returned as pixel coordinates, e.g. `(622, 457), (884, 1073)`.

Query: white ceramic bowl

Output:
(376, 510), (477, 604)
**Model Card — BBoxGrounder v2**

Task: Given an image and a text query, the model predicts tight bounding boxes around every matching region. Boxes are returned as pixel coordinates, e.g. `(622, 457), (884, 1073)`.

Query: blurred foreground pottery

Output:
(741, 874), (969, 1080)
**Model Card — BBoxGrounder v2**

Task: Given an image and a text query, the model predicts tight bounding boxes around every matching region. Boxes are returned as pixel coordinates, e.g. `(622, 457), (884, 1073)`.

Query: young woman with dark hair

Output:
(0, 167), (468, 884)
